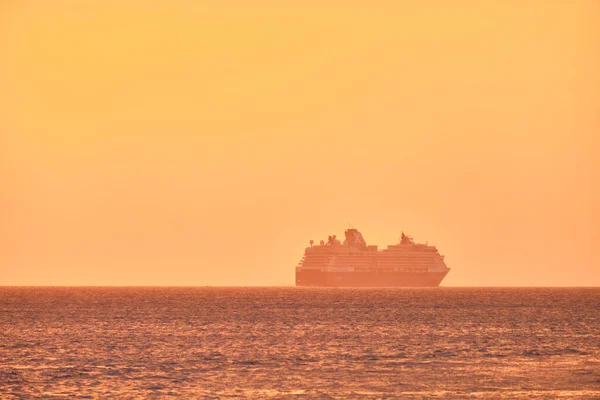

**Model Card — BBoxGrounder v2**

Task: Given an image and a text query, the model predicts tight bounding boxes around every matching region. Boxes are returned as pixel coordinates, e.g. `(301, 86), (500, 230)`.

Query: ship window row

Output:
(348, 267), (428, 272)
(305, 255), (438, 260)
(302, 261), (438, 265)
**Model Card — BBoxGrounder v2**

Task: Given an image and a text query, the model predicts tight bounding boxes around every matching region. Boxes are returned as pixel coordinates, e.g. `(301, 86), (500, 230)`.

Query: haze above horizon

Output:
(1, 1), (598, 286)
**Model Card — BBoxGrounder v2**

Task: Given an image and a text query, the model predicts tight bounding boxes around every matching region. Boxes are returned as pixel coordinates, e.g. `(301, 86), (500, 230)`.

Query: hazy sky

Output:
(1, 1), (598, 286)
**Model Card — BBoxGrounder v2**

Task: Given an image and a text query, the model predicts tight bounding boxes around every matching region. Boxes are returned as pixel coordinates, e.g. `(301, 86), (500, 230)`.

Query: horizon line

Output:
(1, 285), (599, 288)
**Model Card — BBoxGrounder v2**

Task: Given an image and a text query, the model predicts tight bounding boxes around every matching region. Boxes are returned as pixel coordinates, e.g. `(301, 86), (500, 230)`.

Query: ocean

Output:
(0, 287), (599, 398)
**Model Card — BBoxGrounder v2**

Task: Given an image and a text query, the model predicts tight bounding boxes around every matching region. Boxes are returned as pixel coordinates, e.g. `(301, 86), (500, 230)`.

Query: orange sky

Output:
(1, 1), (599, 286)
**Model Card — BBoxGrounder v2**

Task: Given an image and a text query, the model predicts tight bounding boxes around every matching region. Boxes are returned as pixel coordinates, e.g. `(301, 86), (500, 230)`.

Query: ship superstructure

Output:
(295, 228), (450, 287)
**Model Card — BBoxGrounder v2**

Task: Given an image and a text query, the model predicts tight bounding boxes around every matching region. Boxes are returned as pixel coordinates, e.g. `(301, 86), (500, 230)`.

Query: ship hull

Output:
(296, 269), (449, 287)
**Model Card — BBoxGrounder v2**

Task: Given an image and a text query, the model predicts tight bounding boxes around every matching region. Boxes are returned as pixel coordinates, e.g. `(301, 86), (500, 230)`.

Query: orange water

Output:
(1, 287), (599, 398)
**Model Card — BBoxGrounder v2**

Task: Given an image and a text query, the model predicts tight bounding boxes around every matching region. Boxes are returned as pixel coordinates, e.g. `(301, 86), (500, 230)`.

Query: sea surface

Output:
(0, 287), (599, 399)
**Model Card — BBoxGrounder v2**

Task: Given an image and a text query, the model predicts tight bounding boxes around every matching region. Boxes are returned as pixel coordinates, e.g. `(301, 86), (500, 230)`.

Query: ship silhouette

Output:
(296, 228), (450, 287)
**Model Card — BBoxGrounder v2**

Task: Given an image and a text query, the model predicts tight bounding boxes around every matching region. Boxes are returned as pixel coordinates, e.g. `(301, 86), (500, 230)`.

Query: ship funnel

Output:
(344, 228), (367, 247)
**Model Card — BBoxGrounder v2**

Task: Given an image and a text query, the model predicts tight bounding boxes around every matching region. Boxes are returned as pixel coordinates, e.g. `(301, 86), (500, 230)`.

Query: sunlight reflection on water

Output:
(0, 287), (599, 398)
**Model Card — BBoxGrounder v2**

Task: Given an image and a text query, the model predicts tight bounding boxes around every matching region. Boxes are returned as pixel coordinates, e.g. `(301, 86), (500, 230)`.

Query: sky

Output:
(1, 1), (599, 286)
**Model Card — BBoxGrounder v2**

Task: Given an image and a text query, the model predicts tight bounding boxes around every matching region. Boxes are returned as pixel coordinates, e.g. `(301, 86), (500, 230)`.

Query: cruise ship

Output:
(295, 228), (450, 287)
